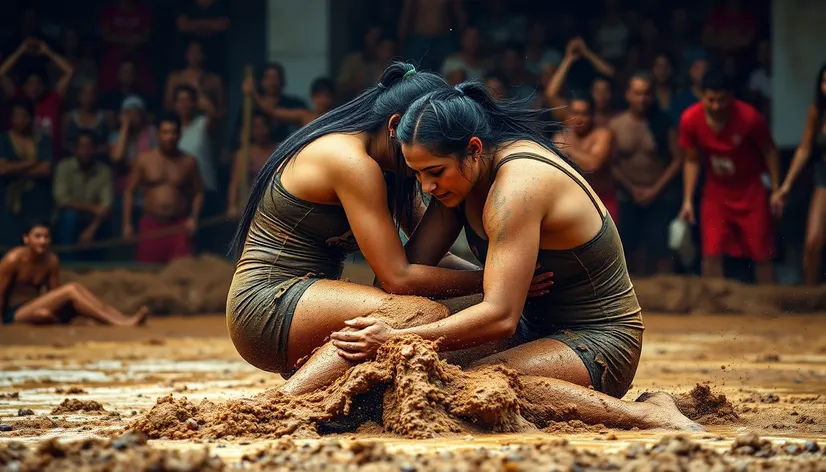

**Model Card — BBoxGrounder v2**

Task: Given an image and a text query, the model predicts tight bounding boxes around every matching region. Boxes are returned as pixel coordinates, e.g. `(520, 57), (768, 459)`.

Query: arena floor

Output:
(1, 265), (825, 469)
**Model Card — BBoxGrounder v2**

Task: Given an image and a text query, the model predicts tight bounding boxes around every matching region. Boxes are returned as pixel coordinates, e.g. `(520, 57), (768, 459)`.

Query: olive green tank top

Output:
(462, 152), (642, 330)
(234, 170), (360, 284)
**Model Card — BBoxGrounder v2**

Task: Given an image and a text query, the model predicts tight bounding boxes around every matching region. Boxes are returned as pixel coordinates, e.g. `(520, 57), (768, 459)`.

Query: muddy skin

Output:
(278, 295), (450, 396)
(130, 335), (699, 440)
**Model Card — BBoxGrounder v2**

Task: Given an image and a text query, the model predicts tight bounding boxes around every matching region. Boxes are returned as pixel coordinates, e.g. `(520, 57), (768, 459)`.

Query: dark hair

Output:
(592, 75), (613, 87)
(815, 63), (826, 119)
(9, 98), (35, 118)
(24, 70), (47, 84)
(76, 129), (98, 144)
(263, 62), (286, 86)
(23, 220), (50, 235)
(174, 84), (198, 102)
(701, 70), (733, 93)
(158, 111), (182, 131)
(628, 71), (652, 88)
(396, 80), (573, 175)
(310, 77), (335, 96)
(230, 62), (450, 259)
(569, 90), (594, 111)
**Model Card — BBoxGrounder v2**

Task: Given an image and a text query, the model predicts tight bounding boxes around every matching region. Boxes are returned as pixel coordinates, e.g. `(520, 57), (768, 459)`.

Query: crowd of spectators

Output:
(5, 0), (821, 287)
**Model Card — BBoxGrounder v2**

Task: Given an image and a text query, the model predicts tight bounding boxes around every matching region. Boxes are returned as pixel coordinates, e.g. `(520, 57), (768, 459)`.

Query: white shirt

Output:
(179, 114), (216, 192)
(748, 68), (771, 99)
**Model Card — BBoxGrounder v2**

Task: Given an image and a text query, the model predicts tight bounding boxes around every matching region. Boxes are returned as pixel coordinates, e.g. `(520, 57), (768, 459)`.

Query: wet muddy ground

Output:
(1, 267), (825, 469)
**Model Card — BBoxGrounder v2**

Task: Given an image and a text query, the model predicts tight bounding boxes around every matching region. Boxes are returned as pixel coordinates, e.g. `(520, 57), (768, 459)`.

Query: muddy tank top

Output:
(235, 170), (360, 283)
(463, 152), (642, 330)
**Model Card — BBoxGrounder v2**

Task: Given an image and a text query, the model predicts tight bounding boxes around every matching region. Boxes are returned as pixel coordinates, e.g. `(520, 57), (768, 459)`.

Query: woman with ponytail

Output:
(331, 80), (702, 430)
(227, 62), (553, 395)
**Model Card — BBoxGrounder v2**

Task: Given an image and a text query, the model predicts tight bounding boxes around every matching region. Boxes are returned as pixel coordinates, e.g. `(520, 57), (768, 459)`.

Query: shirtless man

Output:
(552, 93), (616, 220)
(398, 0), (467, 71)
(1, 222), (147, 325)
(610, 73), (682, 274)
(123, 113), (204, 265)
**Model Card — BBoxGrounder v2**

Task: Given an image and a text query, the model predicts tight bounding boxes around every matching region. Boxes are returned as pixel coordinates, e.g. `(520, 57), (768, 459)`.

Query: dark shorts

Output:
(226, 276), (320, 376)
(618, 182), (681, 259)
(516, 315), (644, 398)
(2, 305), (19, 324)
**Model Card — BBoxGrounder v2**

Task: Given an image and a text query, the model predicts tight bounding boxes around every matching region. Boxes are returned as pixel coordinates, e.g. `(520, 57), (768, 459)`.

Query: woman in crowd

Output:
(62, 81), (109, 157)
(226, 111), (276, 218)
(329, 81), (701, 431)
(227, 62), (553, 395)
(774, 64), (826, 285)
(1, 222), (148, 326)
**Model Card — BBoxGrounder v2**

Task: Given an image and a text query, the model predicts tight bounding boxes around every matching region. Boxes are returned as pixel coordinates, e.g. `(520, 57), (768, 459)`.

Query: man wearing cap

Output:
(108, 95), (157, 257)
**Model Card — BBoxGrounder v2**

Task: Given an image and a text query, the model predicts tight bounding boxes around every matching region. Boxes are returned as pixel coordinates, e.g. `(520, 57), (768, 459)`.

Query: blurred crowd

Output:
(4, 0), (823, 286)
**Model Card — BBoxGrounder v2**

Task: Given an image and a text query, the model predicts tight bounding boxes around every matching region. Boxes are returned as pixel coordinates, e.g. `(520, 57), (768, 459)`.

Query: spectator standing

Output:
(243, 77), (335, 129)
(240, 63), (307, 147)
(227, 112), (275, 219)
(98, 0), (154, 94)
(61, 81), (109, 157)
(773, 65), (826, 285)
(545, 38), (616, 127)
(52, 131), (112, 261)
(651, 53), (676, 116)
(173, 84), (219, 197)
(336, 25), (384, 100)
(592, 0), (630, 67)
(500, 42), (537, 102)
(524, 21), (562, 80)
(746, 39), (771, 120)
(0, 99), (52, 248)
(397, 0), (466, 72)
(176, 0), (230, 73)
(440, 27), (488, 82)
(610, 73), (682, 274)
(670, 57), (709, 126)
(100, 59), (152, 127)
(123, 113), (203, 265)
(678, 72), (781, 284)
(552, 93), (616, 221)
(0, 38), (75, 161)
(163, 40), (225, 116)
(48, 27), (97, 104)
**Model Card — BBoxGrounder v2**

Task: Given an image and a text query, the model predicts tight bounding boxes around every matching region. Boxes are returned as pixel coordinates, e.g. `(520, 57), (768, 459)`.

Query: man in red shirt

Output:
(678, 71), (782, 284)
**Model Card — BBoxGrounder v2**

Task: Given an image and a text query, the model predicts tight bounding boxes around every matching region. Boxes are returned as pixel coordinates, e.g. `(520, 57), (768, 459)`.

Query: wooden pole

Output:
(238, 64), (254, 207)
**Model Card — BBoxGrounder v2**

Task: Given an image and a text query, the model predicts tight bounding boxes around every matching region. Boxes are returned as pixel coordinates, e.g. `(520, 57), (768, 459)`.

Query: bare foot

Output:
(636, 392), (705, 431)
(129, 307), (149, 326)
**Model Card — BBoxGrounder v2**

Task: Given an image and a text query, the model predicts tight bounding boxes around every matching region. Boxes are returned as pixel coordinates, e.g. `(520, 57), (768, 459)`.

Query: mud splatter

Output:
(674, 384), (739, 425)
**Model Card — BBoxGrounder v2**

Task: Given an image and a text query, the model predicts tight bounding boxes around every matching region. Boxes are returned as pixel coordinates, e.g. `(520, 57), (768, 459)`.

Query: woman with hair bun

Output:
(331, 80), (702, 431)
(227, 63), (553, 395)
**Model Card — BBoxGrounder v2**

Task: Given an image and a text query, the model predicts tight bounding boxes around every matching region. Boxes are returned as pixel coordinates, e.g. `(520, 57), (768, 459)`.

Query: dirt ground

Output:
(1, 263), (825, 470)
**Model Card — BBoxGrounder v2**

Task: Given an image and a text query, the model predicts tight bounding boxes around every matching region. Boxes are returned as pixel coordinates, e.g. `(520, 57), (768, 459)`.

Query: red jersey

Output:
(678, 99), (773, 194)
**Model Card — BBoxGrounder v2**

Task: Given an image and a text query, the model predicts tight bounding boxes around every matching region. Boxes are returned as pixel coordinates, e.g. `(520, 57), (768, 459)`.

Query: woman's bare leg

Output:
(803, 188), (826, 285)
(469, 339), (703, 431)
(14, 282), (148, 326)
(279, 280), (449, 396)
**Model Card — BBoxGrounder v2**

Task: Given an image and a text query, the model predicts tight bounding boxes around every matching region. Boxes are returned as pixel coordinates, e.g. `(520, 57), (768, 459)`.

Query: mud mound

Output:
(62, 255), (234, 315)
(0, 431), (222, 472)
(674, 384), (739, 425)
(131, 336), (539, 439)
(51, 399), (105, 415)
(634, 275), (826, 314)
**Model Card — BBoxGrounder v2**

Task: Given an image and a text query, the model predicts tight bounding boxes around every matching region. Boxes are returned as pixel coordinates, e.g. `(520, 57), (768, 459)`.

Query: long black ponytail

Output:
(230, 62), (449, 259)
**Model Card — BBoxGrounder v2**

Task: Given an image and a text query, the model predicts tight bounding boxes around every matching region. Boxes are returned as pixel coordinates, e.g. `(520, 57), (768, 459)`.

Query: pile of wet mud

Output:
(633, 275), (826, 314)
(129, 335), (729, 440)
(674, 383), (739, 425)
(2, 432), (824, 471)
(62, 256), (233, 315)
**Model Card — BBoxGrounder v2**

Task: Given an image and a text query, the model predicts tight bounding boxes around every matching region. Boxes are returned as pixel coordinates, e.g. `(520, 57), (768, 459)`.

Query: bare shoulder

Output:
(180, 152), (199, 168)
(607, 112), (627, 130)
(0, 247), (24, 267)
(593, 126), (612, 140)
(310, 134), (382, 178)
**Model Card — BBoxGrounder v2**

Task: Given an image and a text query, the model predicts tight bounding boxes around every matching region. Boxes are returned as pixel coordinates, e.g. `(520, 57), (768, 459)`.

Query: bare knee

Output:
(59, 282), (84, 298)
(371, 295), (449, 330)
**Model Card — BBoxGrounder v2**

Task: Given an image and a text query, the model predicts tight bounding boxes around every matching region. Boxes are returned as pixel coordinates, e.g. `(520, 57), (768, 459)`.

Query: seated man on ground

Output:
(0, 222), (148, 326)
